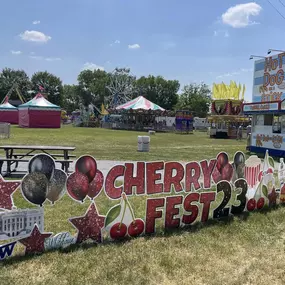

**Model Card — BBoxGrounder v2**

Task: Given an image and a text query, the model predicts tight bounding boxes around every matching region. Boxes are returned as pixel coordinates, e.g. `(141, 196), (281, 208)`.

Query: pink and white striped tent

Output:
(116, 96), (165, 111)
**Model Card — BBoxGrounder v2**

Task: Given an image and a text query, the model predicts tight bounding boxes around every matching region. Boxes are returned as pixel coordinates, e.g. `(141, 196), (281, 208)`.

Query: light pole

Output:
(249, 55), (266, 60)
(267, 49), (285, 55)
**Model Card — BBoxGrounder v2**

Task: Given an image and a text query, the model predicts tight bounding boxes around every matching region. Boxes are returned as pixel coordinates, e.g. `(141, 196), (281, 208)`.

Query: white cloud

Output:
(45, 57), (62, 61)
(241, 68), (253, 72)
(20, 30), (51, 43)
(10, 50), (22, 55)
(29, 55), (62, 61)
(213, 30), (229, 37)
(110, 40), (120, 46)
(82, 62), (104, 71)
(222, 2), (262, 28)
(216, 68), (253, 79)
(32, 20), (40, 25)
(29, 55), (43, 60)
(128, 43), (140, 49)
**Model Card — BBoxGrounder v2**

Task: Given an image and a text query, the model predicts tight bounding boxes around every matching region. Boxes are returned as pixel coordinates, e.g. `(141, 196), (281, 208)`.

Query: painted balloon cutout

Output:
(46, 169), (67, 204)
(88, 170), (104, 199)
(233, 151), (245, 179)
(75, 155), (97, 183)
(213, 152), (233, 183)
(66, 172), (89, 202)
(28, 154), (55, 181)
(21, 172), (49, 206)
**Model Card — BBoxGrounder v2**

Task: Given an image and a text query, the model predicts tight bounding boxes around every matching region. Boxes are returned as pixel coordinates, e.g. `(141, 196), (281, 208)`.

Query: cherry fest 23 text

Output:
(103, 160), (249, 234)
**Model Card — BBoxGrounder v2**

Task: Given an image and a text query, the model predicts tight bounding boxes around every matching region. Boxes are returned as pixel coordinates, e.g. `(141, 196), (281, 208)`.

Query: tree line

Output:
(0, 67), (211, 117)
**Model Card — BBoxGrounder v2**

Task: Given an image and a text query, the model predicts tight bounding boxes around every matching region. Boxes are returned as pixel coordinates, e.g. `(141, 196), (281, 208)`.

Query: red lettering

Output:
(200, 192), (216, 222)
(164, 162), (184, 193)
(263, 70), (284, 88)
(124, 162), (145, 195)
(278, 52), (285, 68)
(165, 196), (183, 229)
(145, 198), (165, 234)
(200, 159), (216, 189)
(264, 57), (272, 73)
(182, 193), (199, 225)
(185, 162), (201, 192)
(272, 58), (278, 70)
(146, 162), (164, 195)
(104, 165), (125, 199)
(263, 72), (270, 87)
(276, 69), (284, 85)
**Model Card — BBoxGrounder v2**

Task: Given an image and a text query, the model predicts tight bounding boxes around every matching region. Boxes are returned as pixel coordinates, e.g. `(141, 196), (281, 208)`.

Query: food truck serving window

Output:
(264, 114), (273, 126)
(273, 115), (281, 134)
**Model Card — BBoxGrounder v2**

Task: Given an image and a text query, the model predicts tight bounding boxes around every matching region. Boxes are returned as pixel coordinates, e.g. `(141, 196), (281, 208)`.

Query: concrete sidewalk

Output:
(12, 160), (188, 180)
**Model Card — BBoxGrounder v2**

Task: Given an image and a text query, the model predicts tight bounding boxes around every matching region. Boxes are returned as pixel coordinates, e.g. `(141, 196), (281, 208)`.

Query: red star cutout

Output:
(69, 202), (105, 243)
(0, 175), (20, 210)
(19, 224), (52, 255)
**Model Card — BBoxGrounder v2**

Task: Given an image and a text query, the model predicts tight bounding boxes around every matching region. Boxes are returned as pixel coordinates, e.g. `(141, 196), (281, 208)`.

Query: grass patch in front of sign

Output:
(2, 190), (285, 285)
(2, 125), (246, 162)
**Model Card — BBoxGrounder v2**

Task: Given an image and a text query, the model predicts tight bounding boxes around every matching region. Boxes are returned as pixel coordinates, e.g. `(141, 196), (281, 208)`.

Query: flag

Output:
(242, 84), (246, 99)
(39, 86), (44, 92)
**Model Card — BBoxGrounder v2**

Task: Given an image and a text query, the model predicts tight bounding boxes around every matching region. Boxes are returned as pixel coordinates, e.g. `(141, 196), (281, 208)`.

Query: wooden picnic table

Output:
(0, 145), (76, 177)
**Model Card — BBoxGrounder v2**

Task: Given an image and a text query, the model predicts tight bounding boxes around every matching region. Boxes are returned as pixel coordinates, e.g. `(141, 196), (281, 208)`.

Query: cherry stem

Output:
(125, 198), (136, 221)
(119, 199), (127, 228)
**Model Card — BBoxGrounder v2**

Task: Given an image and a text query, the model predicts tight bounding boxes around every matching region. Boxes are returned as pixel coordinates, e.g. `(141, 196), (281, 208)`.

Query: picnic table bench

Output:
(0, 145), (76, 177)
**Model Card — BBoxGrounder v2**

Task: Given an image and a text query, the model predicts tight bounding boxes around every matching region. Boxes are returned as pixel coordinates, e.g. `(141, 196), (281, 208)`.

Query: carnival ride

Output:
(209, 81), (250, 138)
(1, 82), (25, 105)
(105, 68), (136, 109)
(104, 96), (175, 131)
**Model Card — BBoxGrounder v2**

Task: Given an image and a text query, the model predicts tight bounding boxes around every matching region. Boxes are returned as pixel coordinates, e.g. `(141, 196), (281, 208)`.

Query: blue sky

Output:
(0, 0), (285, 101)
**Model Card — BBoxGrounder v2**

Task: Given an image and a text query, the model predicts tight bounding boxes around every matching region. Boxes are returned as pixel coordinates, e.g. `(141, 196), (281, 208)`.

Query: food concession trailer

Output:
(243, 100), (285, 156)
(244, 51), (285, 156)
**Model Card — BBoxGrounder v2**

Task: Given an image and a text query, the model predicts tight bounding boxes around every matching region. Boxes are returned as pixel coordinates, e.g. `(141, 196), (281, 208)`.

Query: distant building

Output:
(0, 208), (44, 239)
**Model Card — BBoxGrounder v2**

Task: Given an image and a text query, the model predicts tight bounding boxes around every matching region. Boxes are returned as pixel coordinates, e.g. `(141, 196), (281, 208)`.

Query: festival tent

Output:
(18, 93), (61, 128)
(116, 96), (165, 111)
(0, 96), (18, 124)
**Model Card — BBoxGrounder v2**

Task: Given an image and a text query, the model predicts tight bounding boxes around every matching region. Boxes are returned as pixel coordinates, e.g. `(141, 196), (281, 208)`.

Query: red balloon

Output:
(88, 170), (104, 199)
(221, 163), (234, 181)
(66, 172), (89, 202)
(75, 155), (97, 183)
(216, 152), (228, 171)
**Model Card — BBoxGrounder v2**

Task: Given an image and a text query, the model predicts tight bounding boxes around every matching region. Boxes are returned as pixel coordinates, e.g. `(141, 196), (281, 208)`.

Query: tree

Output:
(135, 75), (180, 110)
(77, 69), (110, 107)
(0, 68), (31, 102)
(62, 84), (80, 113)
(176, 83), (211, 117)
(31, 71), (63, 106)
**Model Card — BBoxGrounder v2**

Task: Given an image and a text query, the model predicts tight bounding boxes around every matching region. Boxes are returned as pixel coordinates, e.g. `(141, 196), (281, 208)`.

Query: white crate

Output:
(138, 136), (150, 152)
(0, 123), (10, 139)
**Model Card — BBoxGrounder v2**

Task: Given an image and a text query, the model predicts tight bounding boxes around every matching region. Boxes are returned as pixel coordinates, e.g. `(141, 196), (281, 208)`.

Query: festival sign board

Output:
(252, 52), (285, 103)
(0, 151), (284, 260)
(243, 102), (279, 113)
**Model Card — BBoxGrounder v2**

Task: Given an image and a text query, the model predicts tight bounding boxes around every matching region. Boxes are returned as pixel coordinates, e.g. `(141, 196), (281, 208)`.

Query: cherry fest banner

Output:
(0, 150), (284, 260)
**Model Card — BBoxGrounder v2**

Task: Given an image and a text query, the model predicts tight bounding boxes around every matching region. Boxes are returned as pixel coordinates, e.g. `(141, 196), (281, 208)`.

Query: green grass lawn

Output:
(2, 125), (246, 161)
(1, 126), (285, 285)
